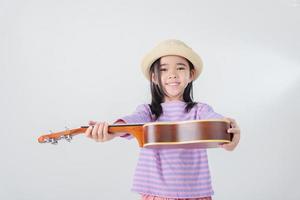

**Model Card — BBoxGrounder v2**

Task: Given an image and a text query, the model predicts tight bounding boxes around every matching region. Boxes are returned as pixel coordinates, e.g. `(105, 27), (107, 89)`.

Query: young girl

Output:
(85, 39), (241, 200)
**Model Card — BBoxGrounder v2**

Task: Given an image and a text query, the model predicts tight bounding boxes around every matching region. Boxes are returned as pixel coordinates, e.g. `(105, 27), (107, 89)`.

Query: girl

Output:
(85, 39), (241, 200)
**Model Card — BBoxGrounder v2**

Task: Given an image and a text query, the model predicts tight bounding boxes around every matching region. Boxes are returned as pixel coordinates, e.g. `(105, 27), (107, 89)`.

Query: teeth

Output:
(168, 83), (179, 86)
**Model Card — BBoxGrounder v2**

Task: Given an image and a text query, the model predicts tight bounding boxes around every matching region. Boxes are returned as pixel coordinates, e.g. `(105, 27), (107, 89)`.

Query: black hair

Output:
(148, 57), (197, 120)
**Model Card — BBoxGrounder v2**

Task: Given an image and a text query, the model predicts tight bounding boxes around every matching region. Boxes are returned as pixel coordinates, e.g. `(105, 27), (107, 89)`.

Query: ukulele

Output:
(38, 119), (232, 148)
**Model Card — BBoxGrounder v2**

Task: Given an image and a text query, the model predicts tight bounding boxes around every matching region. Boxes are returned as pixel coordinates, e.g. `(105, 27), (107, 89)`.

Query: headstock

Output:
(38, 126), (86, 145)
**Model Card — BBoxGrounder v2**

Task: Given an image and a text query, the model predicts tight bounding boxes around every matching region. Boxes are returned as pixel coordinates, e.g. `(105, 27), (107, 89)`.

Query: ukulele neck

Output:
(81, 123), (144, 134)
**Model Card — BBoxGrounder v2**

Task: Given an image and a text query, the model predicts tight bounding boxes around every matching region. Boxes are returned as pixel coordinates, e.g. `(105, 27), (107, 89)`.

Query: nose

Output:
(168, 74), (177, 79)
(168, 69), (177, 79)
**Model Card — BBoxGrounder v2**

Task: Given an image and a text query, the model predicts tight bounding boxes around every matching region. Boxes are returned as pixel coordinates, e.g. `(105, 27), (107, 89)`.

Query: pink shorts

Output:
(141, 194), (212, 200)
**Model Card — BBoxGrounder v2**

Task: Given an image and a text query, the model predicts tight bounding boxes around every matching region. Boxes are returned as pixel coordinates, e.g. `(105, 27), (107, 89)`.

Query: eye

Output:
(160, 68), (167, 72)
(177, 67), (185, 70)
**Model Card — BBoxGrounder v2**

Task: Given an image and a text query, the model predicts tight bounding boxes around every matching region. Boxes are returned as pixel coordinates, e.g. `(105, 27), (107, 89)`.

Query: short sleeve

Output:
(114, 104), (153, 140)
(197, 103), (224, 120)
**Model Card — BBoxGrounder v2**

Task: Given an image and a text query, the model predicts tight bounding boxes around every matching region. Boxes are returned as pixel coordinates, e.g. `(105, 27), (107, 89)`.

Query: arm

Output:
(197, 103), (224, 119)
(112, 119), (130, 137)
(115, 104), (153, 140)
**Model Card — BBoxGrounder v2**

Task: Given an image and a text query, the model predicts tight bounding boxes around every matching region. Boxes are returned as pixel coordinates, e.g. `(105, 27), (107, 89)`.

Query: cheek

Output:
(180, 72), (190, 80)
(160, 75), (168, 83)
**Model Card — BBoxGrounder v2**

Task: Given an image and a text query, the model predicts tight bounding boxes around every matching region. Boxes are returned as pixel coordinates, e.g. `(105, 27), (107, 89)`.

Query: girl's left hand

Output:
(220, 117), (241, 151)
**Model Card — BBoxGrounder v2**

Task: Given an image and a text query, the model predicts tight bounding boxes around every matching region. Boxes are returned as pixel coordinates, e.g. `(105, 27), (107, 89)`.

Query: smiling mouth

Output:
(167, 82), (180, 86)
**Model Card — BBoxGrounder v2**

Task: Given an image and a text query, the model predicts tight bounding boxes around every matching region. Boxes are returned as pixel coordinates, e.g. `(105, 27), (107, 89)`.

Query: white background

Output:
(1, 0), (300, 199)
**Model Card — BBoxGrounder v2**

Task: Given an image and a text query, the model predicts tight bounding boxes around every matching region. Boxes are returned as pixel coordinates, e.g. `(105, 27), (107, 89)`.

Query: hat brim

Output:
(141, 43), (203, 81)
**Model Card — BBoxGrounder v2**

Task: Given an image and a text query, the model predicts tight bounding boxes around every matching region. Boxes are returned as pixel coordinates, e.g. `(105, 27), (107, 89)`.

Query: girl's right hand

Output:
(85, 120), (116, 142)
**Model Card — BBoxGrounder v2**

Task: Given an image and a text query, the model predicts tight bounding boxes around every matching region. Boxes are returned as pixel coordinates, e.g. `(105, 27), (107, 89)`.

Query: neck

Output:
(163, 96), (184, 103)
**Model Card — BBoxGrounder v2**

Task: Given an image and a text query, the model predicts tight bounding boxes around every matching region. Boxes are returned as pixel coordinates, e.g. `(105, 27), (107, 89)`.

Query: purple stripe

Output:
(160, 109), (187, 114)
(162, 104), (186, 107)
(157, 114), (190, 119)
(162, 108), (187, 113)
(137, 162), (209, 171)
(132, 183), (212, 193)
(142, 151), (208, 158)
(138, 158), (209, 165)
(133, 178), (212, 188)
(134, 172), (211, 180)
(140, 149), (207, 157)
(139, 153), (208, 160)
(135, 163), (210, 172)
(138, 158), (208, 168)
(206, 112), (223, 119)
(134, 169), (211, 177)
(121, 116), (144, 123)
(133, 175), (211, 182)
(141, 149), (207, 155)
(158, 117), (191, 121)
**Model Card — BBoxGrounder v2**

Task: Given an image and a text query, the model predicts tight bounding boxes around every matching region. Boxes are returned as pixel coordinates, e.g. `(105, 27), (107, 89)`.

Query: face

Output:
(152, 55), (194, 102)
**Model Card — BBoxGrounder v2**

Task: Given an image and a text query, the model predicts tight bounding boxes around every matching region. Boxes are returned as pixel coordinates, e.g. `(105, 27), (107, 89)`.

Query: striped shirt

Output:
(118, 100), (224, 199)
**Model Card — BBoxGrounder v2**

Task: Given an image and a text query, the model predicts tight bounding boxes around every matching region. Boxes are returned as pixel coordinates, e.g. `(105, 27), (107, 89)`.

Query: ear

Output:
(151, 73), (159, 85)
(189, 69), (195, 82)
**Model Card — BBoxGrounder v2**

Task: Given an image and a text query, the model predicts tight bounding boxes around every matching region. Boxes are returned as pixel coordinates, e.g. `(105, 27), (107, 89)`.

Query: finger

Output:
(227, 127), (240, 134)
(85, 126), (93, 138)
(222, 145), (231, 151)
(225, 117), (238, 128)
(91, 123), (99, 140)
(222, 142), (235, 151)
(97, 122), (104, 141)
(219, 143), (231, 149)
(232, 133), (240, 144)
(89, 120), (97, 126)
(102, 122), (110, 141)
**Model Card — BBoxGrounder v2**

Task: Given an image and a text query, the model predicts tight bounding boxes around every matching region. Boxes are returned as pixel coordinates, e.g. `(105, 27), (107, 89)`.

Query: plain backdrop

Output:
(1, 0), (300, 199)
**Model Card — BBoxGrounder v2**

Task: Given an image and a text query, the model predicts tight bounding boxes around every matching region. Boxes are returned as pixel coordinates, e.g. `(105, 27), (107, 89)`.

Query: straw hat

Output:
(141, 39), (203, 81)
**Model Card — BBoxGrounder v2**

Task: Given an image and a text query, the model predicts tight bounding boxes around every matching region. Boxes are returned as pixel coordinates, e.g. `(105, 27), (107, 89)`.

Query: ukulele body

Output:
(142, 119), (232, 148)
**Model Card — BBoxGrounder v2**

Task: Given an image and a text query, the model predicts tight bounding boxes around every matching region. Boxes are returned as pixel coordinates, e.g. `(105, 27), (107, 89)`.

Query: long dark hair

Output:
(148, 57), (197, 120)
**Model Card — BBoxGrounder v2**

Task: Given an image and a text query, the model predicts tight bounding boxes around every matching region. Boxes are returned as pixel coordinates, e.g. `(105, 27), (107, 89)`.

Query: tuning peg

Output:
(44, 138), (51, 143)
(58, 134), (72, 142)
(64, 127), (72, 142)
(44, 137), (58, 144)
(65, 135), (72, 142)
(50, 138), (58, 145)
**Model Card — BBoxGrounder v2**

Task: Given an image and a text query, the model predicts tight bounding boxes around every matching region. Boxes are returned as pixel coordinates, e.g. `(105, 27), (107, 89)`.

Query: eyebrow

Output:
(159, 62), (187, 67)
